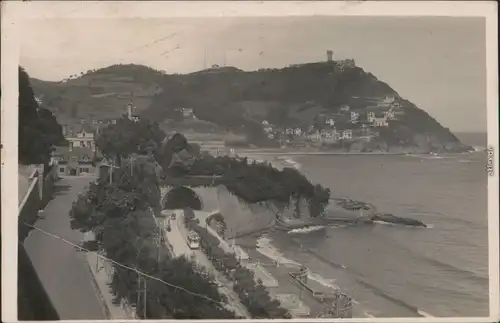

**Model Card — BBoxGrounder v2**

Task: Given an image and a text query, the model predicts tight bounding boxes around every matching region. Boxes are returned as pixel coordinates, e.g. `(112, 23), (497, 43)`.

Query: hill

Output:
(30, 62), (471, 153)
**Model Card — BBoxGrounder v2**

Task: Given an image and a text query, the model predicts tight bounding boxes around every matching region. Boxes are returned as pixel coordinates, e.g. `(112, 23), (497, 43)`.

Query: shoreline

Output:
(231, 147), (479, 156)
(236, 233), (371, 318)
(216, 151), (369, 317)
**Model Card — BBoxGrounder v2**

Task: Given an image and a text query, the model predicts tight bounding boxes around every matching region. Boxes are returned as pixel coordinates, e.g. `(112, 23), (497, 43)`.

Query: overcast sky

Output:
(20, 16), (486, 133)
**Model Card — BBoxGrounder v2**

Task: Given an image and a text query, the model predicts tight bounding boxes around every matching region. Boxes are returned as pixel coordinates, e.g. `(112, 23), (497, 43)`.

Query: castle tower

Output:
(327, 50), (333, 62)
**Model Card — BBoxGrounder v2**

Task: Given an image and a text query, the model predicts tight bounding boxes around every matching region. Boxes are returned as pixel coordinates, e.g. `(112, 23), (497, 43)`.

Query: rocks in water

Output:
(372, 213), (426, 227)
(336, 199), (372, 211)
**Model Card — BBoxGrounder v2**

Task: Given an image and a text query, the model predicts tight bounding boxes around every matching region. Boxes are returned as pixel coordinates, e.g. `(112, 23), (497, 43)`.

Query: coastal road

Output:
(23, 177), (107, 320)
(164, 210), (251, 318)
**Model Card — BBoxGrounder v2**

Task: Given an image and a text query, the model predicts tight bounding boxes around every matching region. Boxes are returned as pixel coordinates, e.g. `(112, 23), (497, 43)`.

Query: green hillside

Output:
(31, 62), (471, 153)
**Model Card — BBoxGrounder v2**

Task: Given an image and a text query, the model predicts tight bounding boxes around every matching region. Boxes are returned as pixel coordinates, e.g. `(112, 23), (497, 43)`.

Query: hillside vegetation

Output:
(31, 62), (470, 152)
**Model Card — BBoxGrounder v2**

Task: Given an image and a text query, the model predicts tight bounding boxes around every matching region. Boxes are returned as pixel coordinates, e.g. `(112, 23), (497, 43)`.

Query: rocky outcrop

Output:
(217, 185), (276, 238)
(372, 213), (427, 227)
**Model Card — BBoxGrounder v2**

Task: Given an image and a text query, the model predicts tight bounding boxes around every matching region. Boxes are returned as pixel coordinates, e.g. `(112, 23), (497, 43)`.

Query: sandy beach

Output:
(208, 149), (369, 318)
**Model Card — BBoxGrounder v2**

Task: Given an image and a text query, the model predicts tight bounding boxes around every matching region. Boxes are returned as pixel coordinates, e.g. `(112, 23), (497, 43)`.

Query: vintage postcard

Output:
(1, 1), (498, 322)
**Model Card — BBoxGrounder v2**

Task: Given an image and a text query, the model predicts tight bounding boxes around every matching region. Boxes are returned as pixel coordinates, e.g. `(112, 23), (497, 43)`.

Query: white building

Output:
(321, 129), (340, 142)
(307, 130), (321, 142)
(342, 130), (353, 140)
(367, 112), (376, 123)
(182, 108), (195, 119)
(373, 117), (389, 127)
(384, 111), (395, 120)
(340, 105), (350, 113)
(65, 125), (96, 152)
(350, 111), (360, 122)
(325, 118), (335, 127)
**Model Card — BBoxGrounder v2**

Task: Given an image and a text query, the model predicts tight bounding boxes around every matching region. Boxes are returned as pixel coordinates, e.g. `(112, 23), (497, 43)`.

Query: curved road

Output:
(23, 177), (107, 320)
(163, 210), (251, 319)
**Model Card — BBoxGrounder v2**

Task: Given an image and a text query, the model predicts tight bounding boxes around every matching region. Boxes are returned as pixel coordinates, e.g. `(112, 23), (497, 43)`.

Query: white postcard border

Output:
(1, 1), (498, 323)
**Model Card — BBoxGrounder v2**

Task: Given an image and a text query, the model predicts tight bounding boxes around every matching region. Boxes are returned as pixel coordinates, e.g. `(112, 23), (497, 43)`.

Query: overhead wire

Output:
(22, 221), (225, 306)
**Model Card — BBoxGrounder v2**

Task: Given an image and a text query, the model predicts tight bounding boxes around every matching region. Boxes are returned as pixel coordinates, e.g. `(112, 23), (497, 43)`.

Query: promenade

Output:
(23, 177), (107, 320)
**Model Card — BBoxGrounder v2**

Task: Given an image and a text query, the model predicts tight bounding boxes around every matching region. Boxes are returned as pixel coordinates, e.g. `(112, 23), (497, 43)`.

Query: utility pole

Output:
(109, 163), (113, 185)
(143, 278), (147, 319)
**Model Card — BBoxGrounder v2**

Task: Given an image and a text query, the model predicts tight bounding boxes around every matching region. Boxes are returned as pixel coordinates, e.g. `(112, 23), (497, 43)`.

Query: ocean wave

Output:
(275, 156), (303, 169)
(472, 146), (485, 152)
(307, 272), (340, 290)
(286, 237), (436, 317)
(287, 225), (325, 234)
(256, 236), (342, 290)
(356, 278), (431, 317)
(256, 236), (302, 267)
(417, 309), (435, 317)
(373, 220), (432, 228)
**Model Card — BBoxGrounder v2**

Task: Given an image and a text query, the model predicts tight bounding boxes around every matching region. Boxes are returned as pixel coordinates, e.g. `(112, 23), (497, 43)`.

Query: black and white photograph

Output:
(1, 1), (498, 322)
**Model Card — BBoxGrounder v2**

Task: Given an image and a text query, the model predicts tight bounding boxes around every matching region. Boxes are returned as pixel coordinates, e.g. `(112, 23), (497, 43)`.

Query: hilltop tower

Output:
(327, 50), (333, 62)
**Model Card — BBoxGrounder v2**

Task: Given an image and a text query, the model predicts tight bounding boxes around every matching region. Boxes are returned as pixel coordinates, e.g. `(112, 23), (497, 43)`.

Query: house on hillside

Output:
(325, 118), (335, 127)
(384, 110), (395, 120)
(377, 95), (396, 108)
(367, 112), (376, 123)
(373, 116), (389, 127)
(262, 121), (274, 134)
(336, 59), (356, 73)
(320, 128), (340, 143)
(63, 123), (96, 150)
(339, 105), (350, 113)
(53, 123), (99, 176)
(307, 130), (321, 142)
(341, 129), (353, 140)
(182, 108), (195, 120)
(350, 111), (360, 123)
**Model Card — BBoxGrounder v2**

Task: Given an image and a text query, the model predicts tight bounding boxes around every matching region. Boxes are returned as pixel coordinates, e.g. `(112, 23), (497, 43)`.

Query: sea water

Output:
(263, 133), (489, 317)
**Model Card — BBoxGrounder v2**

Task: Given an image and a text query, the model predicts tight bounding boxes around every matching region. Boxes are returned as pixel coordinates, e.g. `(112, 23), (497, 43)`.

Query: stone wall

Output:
(217, 185), (276, 238)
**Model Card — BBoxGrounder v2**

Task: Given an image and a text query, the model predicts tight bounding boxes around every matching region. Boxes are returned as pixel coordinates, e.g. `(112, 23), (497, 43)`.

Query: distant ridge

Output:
(31, 61), (471, 153)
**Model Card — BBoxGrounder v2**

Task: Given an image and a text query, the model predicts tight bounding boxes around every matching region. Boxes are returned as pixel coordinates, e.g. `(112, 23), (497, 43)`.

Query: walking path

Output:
(84, 248), (136, 319)
(23, 177), (107, 320)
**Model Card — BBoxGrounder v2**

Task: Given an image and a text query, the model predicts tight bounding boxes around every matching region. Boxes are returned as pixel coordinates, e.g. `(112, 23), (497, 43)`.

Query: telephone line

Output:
(22, 222), (225, 306)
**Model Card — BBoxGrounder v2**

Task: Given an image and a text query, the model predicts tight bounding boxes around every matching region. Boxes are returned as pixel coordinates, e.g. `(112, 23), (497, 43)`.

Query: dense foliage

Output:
(185, 219), (291, 319)
(69, 162), (235, 319)
(95, 116), (165, 165)
(19, 67), (65, 165)
(188, 154), (331, 217)
(32, 62), (468, 152)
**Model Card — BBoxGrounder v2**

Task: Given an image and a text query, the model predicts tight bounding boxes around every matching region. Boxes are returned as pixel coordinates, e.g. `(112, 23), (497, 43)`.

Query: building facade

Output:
(53, 123), (100, 177)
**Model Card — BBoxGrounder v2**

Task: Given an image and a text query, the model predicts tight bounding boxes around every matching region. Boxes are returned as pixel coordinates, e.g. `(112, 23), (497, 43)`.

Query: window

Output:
(81, 141), (86, 148)
(80, 167), (90, 174)
(71, 156), (77, 163)
(59, 167), (65, 173)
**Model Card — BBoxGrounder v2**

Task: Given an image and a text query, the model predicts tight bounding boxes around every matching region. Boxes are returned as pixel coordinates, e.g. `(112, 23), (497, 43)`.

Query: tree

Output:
(95, 116), (165, 166)
(19, 66), (65, 165)
(69, 163), (236, 319)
